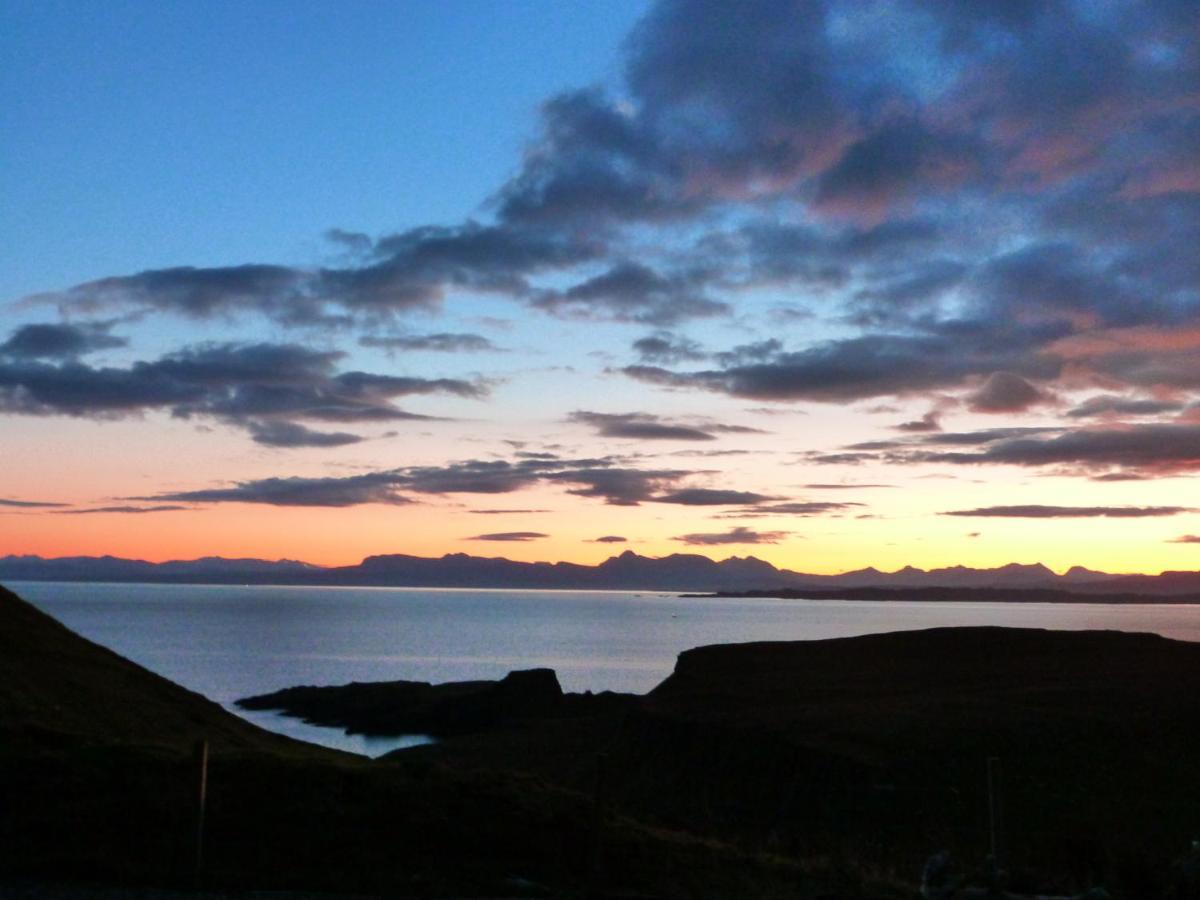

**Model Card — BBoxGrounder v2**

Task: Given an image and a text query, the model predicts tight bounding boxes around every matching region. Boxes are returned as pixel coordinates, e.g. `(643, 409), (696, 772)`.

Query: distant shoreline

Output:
(687, 586), (1200, 604)
(7, 577), (1200, 604)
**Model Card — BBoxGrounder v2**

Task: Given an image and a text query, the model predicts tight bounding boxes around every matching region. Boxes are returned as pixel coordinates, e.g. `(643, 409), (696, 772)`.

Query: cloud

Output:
(802, 483), (892, 490)
(465, 532), (549, 542)
(40, 223), (599, 324)
(672, 526), (789, 546)
(468, 508), (552, 515)
(812, 120), (978, 222)
(895, 410), (942, 433)
(723, 500), (864, 518)
(591, 535), (628, 543)
(146, 473), (415, 507)
(734, 218), (943, 292)
(632, 332), (706, 365)
(547, 466), (691, 506)
(245, 421), (365, 448)
(653, 488), (777, 506)
(0, 322), (126, 359)
(492, 87), (693, 225)
(712, 340), (783, 369)
(809, 421), (1200, 478)
(359, 333), (501, 353)
(322, 220), (599, 313)
(0, 341), (486, 446)
(569, 410), (764, 442)
(915, 424), (1200, 475)
(46, 264), (313, 320)
(50, 505), (190, 515)
(943, 505), (1193, 518)
(570, 411), (717, 441)
(1066, 395), (1185, 419)
(1169, 535), (1200, 544)
(623, 327), (1059, 404)
(828, 426), (1060, 456)
(532, 262), (728, 325)
(140, 453), (773, 509)
(401, 459), (557, 495)
(0, 497), (69, 508)
(916, 427), (1062, 447)
(967, 372), (1049, 413)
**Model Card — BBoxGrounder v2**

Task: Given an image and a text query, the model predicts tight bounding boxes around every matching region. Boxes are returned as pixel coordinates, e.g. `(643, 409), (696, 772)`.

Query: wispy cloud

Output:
(465, 531), (549, 542)
(943, 505), (1193, 519)
(51, 505), (190, 515)
(569, 410), (765, 442)
(672, 526), (789, 546)
(140, 454), (781, 509)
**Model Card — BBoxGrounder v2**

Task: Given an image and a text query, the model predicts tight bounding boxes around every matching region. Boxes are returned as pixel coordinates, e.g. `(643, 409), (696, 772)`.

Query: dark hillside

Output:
(0, 583), (336, 756)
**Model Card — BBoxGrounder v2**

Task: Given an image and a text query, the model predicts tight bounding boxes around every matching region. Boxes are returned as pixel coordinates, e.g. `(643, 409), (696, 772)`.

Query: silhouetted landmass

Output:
(692, 585), (1200, 603)
(238, 668), (636, 737)
(6, 549), (1200, 596)
(387, 627), (1200, 898)
(10, 576), (1200, 895)
(237, 623), (1200, 896)
(0, 581), (896, 898)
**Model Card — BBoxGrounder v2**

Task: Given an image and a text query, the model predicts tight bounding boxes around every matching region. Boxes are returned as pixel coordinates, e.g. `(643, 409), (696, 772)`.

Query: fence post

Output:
(588, 752), (610, 898)
(987, 756), (1005, 871)
(192, 738), (209, 887)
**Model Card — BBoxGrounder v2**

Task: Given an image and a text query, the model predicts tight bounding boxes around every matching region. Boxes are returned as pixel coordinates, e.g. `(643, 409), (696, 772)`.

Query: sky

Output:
(2, 0), (1199, 574)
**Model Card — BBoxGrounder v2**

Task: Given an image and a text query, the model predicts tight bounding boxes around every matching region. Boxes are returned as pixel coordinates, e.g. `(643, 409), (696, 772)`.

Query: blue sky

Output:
(1, 0), (647, 296)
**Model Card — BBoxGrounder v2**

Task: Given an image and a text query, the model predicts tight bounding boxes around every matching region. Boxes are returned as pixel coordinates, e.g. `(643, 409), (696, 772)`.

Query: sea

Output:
(11, 581), (1200, 756)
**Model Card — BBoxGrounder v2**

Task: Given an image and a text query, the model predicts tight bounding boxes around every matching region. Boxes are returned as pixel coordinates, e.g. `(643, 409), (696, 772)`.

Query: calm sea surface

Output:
(10, 581), (1200, 756)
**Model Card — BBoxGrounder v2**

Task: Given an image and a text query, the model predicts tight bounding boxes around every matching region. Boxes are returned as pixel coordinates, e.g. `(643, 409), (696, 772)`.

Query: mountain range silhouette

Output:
(3, 549), (1198, 595)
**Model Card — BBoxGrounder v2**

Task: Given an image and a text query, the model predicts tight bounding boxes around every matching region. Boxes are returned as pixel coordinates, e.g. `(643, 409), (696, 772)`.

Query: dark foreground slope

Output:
(0, 583), (338, 755)
(0, 583), (891, 899)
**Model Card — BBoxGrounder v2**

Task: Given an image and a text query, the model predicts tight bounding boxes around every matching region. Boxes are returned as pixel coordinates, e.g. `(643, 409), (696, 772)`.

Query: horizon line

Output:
(0, 549), (1187, 579)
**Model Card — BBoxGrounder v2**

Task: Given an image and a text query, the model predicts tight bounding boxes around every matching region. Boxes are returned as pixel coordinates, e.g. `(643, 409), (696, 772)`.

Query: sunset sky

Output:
(2, 0), (1199, 574)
